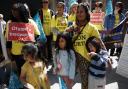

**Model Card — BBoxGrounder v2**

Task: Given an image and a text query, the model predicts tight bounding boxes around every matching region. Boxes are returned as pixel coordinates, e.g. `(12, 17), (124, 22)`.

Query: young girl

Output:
(51, 2), (68, 41)
(53, 33), (76, 89)
(20, 43), (50, 89)
(86, 36), (110, 89)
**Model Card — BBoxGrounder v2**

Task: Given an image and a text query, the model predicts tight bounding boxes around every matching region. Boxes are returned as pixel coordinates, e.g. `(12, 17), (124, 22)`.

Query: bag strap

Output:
(72, 25), (86, 44)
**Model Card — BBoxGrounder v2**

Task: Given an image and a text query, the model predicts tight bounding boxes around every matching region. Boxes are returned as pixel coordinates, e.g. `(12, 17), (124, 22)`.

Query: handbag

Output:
(8, 62), (23, 89)
(33, 12), (47, 44)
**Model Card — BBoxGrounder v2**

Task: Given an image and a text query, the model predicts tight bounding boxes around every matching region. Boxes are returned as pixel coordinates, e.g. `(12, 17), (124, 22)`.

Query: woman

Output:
(104, 2), (125, 56)
(66, 3), (106, 89)
(68, 2), (78, 26)
(6, 3), (40, 75)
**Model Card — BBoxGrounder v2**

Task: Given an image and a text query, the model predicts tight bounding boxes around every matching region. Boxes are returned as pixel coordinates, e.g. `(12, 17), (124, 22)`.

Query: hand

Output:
(24, 83), (34, 89)
(88, 52), (97, 57)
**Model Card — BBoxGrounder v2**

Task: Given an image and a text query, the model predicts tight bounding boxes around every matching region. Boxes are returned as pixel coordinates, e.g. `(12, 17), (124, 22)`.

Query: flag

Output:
(105, 0), (113, 16)
(33, 12), (47, 44)
(101, 18), (127, 45)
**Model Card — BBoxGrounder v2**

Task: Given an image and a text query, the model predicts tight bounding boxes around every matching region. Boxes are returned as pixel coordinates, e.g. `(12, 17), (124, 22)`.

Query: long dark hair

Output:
(55, 33), (73, 53)
(76, 3), (90, 26)
(116, 2), (123, 14)
(11, 3), (31, 23)
(86, 36), (101, 53)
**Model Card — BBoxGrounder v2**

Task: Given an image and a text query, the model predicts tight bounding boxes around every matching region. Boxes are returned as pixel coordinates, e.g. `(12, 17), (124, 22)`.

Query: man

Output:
(39, 0), (54, 63)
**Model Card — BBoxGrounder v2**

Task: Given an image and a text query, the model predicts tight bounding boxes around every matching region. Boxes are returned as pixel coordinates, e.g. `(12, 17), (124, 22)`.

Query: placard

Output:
(8, 22), (35, 42)
(90, 12), (104, 24)
(116, 34), (128, 78)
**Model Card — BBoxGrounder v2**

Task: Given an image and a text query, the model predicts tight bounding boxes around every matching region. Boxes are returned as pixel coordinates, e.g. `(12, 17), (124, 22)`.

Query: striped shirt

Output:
(89, 50), (109, 78)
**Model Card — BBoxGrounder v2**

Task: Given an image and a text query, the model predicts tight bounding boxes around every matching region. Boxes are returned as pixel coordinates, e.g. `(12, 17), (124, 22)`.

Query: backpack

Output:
(39, 9), (54, 24)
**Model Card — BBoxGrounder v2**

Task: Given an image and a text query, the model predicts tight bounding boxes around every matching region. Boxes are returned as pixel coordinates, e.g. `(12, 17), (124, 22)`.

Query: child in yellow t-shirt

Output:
(20, 43), (50, 89)
(51, 2), (68, 41)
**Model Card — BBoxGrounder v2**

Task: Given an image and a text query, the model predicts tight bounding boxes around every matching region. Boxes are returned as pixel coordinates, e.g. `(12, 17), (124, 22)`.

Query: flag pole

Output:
(0, 21), (9, 60)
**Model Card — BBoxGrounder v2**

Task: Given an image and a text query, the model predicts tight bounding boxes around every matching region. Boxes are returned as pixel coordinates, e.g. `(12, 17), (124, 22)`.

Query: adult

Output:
(104, 2), (125, 56)
(6, 3), (40, 74)
(39, 0), (54, 63)
(66, 3), (105, 89)
(68, 2), (78, 26)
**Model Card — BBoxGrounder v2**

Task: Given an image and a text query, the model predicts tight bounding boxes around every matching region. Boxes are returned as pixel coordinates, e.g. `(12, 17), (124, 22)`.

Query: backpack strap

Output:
(39, 9), (54, 24)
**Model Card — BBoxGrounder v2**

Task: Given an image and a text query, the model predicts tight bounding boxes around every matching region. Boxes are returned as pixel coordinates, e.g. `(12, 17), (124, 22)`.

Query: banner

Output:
(8, 23), (35, 42)
(101, 18), (127, 44)
(116, 34), (128, 78)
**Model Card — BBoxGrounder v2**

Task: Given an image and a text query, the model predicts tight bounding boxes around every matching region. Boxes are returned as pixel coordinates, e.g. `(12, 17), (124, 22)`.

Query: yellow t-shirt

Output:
(42, 9), (52, 36)
(115, 14), (120, 27)
(73, 22), (100, 61)
(21, 61), (49, 89)
(68, 14), (76, 23)
(52, 15), (68, 41)
(6, 19), (40, 55)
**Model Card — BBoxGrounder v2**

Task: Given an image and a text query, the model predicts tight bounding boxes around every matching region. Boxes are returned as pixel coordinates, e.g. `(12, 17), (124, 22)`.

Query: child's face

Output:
(57, 4), (64, 15)
(59, 37), (66, 49)
(88, 43), (96, 52)
(23, 54), (35, 63)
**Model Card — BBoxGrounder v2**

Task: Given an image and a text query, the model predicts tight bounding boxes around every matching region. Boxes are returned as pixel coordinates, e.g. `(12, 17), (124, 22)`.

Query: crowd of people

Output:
(0, 0), (128, 89)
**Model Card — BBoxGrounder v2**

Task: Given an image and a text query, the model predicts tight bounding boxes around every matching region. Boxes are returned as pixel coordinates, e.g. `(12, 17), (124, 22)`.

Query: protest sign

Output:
(8, 22), (35, 42)
(90, 12), (104, 24)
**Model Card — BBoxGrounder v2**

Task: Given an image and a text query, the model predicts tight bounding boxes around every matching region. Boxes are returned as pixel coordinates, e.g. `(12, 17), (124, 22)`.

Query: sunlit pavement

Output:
(48, 56), (128, 89)
(0, 56), (127, 89)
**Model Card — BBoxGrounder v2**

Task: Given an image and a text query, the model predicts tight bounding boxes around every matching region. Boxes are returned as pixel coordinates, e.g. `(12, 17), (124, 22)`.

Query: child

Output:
(53, 33), (76, 89)
(86, 36), (110, 89)
(20, 43), (50, 89)
(52, 2), (68, 41)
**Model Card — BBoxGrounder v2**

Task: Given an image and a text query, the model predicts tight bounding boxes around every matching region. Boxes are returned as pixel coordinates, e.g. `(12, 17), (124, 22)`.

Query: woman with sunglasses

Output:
(39, 0), (54, 64)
